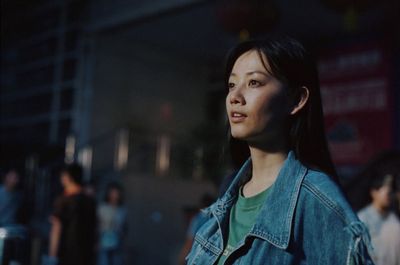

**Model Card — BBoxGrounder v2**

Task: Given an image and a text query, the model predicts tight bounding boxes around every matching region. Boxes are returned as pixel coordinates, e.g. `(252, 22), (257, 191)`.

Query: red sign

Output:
(319, 42), (394, 165)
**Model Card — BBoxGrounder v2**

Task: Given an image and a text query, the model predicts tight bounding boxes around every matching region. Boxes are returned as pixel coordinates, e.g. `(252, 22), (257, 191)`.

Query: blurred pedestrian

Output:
(0, 169), (22, 226)
(47, 163), (97, 265)
(0, 168), (27, 265)
(358, 174), (400, 265)
(395, 174), (400, 218)
(186, 36), (374, 265)
(97, 182), (127, 265)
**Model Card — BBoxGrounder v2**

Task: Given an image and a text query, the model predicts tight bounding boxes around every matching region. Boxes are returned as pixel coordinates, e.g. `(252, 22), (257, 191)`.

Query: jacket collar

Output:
(212, 150), (307, 249)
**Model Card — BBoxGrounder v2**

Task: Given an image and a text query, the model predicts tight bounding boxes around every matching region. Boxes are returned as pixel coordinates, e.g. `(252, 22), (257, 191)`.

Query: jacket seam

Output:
(194, 234), (221, 256)
(302, 180), (347, 223)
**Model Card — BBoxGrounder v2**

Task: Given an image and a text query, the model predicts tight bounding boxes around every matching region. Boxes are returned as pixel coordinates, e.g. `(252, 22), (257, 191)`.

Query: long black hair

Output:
(225, 36), (337, 180)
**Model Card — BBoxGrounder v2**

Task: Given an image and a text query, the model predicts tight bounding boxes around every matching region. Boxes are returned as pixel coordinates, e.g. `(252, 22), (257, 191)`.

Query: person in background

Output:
(395, 174), (400, 218)
(0, 168), (27, 265)
(358, 173), (400, 265)
(0, 169), (22, 227)
(178, 193), (215, 265)
(47, 163), (97, 265)
(97, 182), (127, 265)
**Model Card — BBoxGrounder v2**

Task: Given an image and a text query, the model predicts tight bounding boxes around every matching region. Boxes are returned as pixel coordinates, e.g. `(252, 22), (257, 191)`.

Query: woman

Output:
(185, 36), (374, 265)
(97, 182), (127, 265)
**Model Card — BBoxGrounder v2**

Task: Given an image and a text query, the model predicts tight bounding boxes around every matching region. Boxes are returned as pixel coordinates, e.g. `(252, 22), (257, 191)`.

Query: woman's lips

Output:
(230, 112), (247, 123)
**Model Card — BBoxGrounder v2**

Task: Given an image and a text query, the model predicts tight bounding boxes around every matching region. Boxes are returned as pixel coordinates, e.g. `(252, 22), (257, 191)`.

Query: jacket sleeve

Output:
(344, 221), (375, 265)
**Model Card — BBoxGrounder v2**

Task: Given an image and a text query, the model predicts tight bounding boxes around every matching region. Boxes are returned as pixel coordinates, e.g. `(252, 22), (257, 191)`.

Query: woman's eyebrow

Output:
(245, 71), (269, 76)
(229, 71), (269, 77)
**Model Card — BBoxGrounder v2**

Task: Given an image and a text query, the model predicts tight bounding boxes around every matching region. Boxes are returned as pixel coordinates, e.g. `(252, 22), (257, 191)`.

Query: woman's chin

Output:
(230, 130), (251, 141)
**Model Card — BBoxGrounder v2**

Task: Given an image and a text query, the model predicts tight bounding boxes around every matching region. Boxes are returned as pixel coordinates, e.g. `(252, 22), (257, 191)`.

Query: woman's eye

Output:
(228, 82), (235, 90)
(249, 80), (261, 87)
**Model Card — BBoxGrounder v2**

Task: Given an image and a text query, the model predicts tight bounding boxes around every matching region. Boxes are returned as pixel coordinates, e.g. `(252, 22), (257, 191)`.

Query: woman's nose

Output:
(229, 85), (245, 105)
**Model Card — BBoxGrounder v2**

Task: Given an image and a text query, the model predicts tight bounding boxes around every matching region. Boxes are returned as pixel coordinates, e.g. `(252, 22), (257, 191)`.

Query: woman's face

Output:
(226, 50), (290, 144)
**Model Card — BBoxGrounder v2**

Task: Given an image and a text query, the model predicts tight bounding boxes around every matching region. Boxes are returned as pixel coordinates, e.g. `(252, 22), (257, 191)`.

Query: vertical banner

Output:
(319, 42), (394, 165)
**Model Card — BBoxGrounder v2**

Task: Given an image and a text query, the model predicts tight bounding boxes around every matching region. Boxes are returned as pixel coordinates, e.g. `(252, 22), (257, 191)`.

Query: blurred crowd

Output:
(1, 150), (400, 265)
(0, 165), (128, 265)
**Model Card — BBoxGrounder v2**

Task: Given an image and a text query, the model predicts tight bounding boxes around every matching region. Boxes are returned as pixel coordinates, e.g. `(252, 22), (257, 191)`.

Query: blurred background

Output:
(1, 0), (399, 264)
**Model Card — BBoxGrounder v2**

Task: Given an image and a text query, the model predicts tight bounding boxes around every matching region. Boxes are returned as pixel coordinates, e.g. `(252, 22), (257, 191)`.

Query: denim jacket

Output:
(186, 151), (374, 265)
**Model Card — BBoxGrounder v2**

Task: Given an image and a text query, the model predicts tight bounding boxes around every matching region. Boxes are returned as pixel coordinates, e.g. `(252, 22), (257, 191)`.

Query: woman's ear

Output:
(290, 86), (309, 115)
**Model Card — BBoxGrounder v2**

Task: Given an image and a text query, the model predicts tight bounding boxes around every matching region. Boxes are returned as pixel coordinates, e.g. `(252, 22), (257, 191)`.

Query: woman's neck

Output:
(243, 145), (288, 197)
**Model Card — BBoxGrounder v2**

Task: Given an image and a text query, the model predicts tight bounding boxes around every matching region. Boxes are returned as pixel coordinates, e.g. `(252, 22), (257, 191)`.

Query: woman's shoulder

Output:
(298, 169), (374, 260)
(300, 168), (358, 225)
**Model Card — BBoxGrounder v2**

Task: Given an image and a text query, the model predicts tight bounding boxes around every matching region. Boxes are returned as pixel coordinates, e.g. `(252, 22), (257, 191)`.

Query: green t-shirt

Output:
(216, 186), (270, 265)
